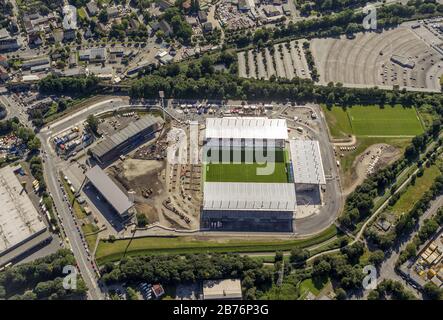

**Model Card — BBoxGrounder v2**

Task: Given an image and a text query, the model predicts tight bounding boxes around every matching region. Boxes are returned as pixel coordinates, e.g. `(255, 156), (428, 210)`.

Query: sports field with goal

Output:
(323, 104), (425, 138)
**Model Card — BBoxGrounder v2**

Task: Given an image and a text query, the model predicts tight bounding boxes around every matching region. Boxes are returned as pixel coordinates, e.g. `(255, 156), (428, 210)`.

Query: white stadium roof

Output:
(289, 140), (326, 185)
(203, 182), (297, 211)
(205, 117), (288, 140)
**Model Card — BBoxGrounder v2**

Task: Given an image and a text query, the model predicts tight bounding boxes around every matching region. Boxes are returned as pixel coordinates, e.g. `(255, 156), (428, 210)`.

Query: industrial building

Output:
(85, 166), (134, 218)
(0, 166), (52, 266)
(203, 279), (243, 300)
(91, 115), (163, 164)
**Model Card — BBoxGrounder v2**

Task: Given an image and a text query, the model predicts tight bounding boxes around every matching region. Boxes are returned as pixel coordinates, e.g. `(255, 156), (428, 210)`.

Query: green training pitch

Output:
(324, 105), (425, 137)
(204, 162), (290, 183)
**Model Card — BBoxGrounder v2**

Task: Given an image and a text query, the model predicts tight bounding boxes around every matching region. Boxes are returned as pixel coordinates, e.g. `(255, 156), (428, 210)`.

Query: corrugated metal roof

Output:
(205, 117), (288, 140)
(85, 166), (133, 215)
(289, 140), (326, 185)
(203, 182), (297, 211)
(92, 116), (161, 158)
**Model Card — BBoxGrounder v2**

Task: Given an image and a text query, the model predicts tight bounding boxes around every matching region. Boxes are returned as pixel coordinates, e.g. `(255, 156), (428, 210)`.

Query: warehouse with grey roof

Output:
(85, 166), (134, 217)
(91, 115), (163, 164)
(0, 166), (52, 266)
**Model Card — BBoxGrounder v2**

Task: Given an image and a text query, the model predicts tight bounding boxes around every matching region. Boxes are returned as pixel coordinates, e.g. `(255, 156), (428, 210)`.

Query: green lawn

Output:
(299, 277), (329, 297)
(81, 223), (100, 251)
(323, 105), (353, 139)
(204, 162), (289, 183)
(323, 105), (424, 138)
(95, 225), (338, 264)
(391, 164), (442, 217)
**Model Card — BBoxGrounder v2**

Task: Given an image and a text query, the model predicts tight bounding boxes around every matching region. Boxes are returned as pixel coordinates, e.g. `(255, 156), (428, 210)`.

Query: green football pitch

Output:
(203, 148), (290, 183)
(204, 162), (290, 183)
(324, 105), (425, 137)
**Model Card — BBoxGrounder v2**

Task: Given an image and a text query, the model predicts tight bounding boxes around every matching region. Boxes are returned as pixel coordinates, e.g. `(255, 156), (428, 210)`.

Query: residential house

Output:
(198, 11), (208, 23)
(86, 2), (99, 16)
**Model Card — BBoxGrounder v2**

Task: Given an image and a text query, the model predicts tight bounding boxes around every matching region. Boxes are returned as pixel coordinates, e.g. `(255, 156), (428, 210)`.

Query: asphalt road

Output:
(291, 104), (343, 236)
(39, 131), (104, 300)
(1, 90), (104, 299)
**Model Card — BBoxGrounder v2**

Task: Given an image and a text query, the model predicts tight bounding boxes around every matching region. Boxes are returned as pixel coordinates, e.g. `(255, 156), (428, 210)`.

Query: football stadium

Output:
(201, 117), (326, 232)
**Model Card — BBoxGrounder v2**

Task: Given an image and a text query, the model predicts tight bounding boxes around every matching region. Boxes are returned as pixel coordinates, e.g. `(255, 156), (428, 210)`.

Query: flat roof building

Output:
(206, 117), (288, 140)
(0, 166), (51, 266)
(203, 279), (242, 300)
(85, 166), (133, 217)
(203, 182), (297, 211)
(289, 139), (326, 185)
(202, 182), (296, 232)
(91, 115), (163, 164)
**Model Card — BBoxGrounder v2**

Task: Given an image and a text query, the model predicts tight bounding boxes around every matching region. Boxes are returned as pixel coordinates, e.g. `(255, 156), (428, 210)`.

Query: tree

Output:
(335, 288), (347, 300)
(27, 136), (41, 152)
(367, 289), (380, 300)
(274, 251), (283, 262)
(98, 10), (109, 23)
(368, 250), (385, 266)
(423, 282), (442, 300)
(86, 114), (99, 135)
(126, 287), (139, 300)
(289, 248), (309, 265)
(312, 259), (331, 278)
(136, 213), (148, 227)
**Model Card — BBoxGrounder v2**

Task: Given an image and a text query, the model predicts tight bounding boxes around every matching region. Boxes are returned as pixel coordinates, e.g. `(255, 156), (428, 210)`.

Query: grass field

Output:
(95, 225), (338, 264)
(81, 223), (100, 251)
(203, 148), (290, 183)
(204, 162), (289, 183)
(323, 105), (425, 138)
(391, 164), (442, 217)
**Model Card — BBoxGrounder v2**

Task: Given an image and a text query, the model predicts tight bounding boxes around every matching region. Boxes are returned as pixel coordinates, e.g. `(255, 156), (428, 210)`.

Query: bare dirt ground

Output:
(122, 159), (163, 180)
(135, 203), (159, 223)
(343, 143), (401, 195)
(107, 158), (167, 224)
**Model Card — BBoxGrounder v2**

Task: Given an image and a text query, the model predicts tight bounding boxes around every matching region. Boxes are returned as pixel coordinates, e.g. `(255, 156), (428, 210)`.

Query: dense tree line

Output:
(130, 58), (443, 116)
(310, 243), (366, 293)
(0, 250), (87, 300)
(229, 1), (443, 48)
(162, 7), (193, 44)
(297, 0), (443, 15)
(100, 253), (273, 300)
(0, 117), (40, 152)
(367, 279), (416, 300)
(38, 75), (99, 96)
